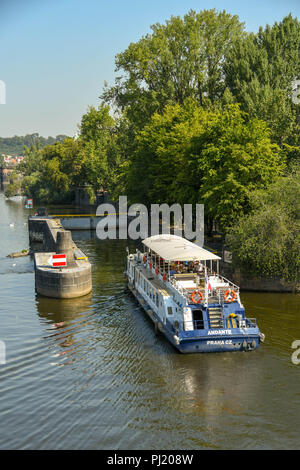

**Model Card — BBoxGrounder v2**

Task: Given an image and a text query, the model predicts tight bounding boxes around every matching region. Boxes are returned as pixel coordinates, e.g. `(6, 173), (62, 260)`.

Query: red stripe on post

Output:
(52, 261), (67, 267)
(52, 254), (67, 259)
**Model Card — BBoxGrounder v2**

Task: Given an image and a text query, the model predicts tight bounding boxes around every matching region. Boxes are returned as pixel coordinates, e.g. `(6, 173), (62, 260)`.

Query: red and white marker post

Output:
(49, 254), (67, 268)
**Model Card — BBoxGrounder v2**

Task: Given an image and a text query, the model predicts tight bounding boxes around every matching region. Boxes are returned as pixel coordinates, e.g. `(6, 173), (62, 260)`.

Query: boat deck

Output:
(138, 264), (170, 297)
(137, 264), (237, 306)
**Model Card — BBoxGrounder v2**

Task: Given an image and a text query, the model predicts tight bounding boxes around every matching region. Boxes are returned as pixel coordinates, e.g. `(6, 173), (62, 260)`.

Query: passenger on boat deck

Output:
(170, 269), (176, 276)
(194, 263), (200, 272)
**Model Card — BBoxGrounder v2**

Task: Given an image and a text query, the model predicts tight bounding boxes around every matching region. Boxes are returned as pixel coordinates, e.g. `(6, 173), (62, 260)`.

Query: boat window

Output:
(167, 307), (173, 315)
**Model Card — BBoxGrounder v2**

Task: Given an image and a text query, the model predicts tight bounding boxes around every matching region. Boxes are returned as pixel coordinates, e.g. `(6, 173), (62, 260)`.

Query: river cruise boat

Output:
(126, 234), (264, 353)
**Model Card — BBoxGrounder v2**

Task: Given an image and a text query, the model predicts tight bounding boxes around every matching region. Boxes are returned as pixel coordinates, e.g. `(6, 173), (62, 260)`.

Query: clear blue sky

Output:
(0, 0), (299, 138)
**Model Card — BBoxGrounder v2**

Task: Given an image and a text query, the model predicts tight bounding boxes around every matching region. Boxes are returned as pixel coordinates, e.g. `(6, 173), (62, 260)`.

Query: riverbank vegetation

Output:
(13, 9), (300, 281)
(228, 167), (300, 282)
(0, 134), (68, 157)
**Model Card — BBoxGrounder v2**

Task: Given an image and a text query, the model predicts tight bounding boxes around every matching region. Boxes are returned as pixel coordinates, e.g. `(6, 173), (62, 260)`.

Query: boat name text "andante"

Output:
(207, 329), (232, 335)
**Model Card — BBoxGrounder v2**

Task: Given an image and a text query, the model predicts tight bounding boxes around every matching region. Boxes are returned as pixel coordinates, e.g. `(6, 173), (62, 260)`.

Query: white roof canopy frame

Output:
(142, 234), (221, 262)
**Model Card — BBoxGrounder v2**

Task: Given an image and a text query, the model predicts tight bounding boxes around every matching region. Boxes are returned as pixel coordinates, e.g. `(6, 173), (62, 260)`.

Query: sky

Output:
(0, 0), (299, 138)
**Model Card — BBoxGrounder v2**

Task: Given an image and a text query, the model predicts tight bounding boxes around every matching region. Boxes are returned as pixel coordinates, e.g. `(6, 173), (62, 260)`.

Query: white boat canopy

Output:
(142, 234), (221, 262)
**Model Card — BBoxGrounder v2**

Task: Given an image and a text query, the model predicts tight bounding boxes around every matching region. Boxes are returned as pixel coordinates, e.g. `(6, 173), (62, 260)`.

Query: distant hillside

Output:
(0, 133), (69, 156)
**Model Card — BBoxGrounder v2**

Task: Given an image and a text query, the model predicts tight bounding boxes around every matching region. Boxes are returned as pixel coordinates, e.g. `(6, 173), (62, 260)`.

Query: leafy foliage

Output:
(19, 104), (122, 203)
(224, 14), (300, 148)
(124, 101), (285, 230)
(228, 168), (300, 282)
(4, 171), (22, 198)
(102, 9), (245, 128)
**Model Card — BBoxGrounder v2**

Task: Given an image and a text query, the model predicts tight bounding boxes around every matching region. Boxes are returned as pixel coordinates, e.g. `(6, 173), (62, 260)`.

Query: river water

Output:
(0, 193), (299, 450)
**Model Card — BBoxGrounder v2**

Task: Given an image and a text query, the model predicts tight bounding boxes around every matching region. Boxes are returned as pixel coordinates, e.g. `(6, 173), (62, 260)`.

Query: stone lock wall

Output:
(29, 216), (92, 299)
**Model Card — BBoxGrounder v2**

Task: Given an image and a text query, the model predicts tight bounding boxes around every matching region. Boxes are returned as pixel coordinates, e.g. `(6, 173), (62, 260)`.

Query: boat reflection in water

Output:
(36, 293), (93, 366)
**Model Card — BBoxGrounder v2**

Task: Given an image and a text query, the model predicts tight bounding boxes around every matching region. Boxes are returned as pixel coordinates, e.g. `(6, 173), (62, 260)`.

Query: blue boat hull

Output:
(128, 284), (261, 354)
(169, 332), (261, 353)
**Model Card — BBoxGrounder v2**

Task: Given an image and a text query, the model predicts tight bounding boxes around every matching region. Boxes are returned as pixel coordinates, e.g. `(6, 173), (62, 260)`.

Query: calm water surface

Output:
(0, 193), (299, 450)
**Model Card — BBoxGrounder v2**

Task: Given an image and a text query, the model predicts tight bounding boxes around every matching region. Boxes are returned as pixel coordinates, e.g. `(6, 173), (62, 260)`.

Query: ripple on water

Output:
(0, 195), (300, 449)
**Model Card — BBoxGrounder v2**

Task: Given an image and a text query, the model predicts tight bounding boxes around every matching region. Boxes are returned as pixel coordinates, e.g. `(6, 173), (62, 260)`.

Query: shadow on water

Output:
(36, 293), (93, 325)
(35, 293), (95, 366)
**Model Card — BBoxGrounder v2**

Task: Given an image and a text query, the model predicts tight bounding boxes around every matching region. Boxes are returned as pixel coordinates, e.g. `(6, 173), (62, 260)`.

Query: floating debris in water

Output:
(7, 250), (29, 258)
(53, 322), (66, 328)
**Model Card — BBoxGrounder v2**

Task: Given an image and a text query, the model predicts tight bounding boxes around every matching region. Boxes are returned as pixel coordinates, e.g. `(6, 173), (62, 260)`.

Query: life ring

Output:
(224, 289), (237, 303)
(155, 267), (159, 275)
(191, 290), (203, 304)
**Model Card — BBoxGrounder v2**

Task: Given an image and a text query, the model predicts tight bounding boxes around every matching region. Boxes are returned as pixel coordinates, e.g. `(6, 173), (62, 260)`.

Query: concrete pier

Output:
(48, 213), (135, 230)
(29, 216), (92, 299)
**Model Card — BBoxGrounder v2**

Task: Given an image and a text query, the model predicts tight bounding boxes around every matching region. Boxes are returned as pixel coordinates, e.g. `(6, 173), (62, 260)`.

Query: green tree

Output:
(125, 101), (285, 231)
(0, 134), (68, 156)
(224, 14), (300, 146)
(227, 168), (300, 283)
(78, 103), (121, 200)
(4, 181), (21, 198)
(188, 104), (285, 229)
(19, 103), (122, 204)
(19, 140), (79, 203)
(102, 9), (245, 129)
(4, 170), (21, 198)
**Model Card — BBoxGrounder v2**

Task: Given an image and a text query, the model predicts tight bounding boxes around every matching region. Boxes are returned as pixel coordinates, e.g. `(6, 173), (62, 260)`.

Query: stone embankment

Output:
(28, 216), (92, 299)
(220, 261), (299, 293)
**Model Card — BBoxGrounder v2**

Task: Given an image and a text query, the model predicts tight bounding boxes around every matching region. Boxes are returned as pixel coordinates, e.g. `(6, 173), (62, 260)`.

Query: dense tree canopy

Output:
(228, 168), (300, 282)
(102, 9), (245, 128)
(224, 14), (300, 148)
(19, 104), (122, 203)
(124, 101), (284, 230)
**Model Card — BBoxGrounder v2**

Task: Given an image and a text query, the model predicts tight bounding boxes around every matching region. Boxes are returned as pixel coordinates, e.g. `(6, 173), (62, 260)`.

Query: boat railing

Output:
(169, 317), (257, 334)
(246, 318), (257, 328)
(216, 274), (240, 292)
(167, 318), (204, 333)
(169, 275), (241, 306)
